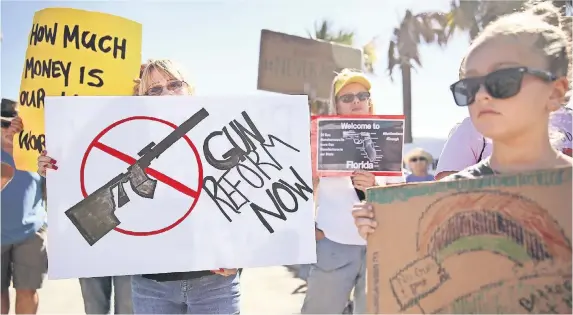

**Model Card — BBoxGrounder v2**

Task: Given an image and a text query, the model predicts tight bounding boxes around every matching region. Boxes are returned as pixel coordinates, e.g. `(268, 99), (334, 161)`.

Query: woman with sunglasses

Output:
(38, 59), (240, 314)
(353, 0), (572, 253)
(302, 69), (404, 314)
(404, 148), (434, 183)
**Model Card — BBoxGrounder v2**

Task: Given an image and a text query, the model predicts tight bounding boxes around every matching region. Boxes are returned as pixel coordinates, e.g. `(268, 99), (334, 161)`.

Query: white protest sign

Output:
(45, 95), (316, 279)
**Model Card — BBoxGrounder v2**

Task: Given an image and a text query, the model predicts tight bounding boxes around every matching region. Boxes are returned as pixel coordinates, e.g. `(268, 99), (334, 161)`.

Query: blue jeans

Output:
(131, 273), (240, 314)
(79, 276), (133, 314)
(301, 238), (366, 314)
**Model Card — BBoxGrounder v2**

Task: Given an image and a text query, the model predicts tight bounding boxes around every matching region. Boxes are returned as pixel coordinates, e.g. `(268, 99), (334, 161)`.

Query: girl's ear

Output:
(548, 77), (569, 112)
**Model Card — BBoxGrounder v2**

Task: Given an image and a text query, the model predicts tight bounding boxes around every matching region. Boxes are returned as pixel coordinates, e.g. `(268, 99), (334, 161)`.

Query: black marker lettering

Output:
(203, 131), (242, 170)
(63, 25), (127, 59)
(28, 23), (58, 46)
(19, 88), (45, 109)
(18, 131), (45, 153)
(250, 190), (287, 233)
(272, 181), (298, 213)
(24, 57), (71, 87)
(236, 163), (264, 189)
(79, 66), (104, 87)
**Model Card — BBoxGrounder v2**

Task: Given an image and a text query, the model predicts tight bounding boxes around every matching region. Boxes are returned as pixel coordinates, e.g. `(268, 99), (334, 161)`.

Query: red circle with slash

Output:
(79, 116), (203, 236)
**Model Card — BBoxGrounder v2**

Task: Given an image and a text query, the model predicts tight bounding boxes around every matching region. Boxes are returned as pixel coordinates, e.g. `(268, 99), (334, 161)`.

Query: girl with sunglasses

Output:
(38, 59), (240, 314)
(352, 0), (572, 248)
(436, 77), (572, 180)
(302, 69), (404, 314)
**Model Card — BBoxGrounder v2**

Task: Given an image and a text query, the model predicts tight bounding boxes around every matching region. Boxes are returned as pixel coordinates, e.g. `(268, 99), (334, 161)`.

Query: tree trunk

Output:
(401, 64), (413, 143)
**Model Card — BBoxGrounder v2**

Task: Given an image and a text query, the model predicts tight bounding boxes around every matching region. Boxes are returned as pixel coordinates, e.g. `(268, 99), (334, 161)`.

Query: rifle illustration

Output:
(65, 108), (209, 246)
(342, 130), (379, 162)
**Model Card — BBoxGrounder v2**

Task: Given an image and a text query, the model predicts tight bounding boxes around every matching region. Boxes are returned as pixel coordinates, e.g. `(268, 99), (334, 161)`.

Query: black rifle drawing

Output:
(342, 131), (379, 162)
(65, 108), (209, 246)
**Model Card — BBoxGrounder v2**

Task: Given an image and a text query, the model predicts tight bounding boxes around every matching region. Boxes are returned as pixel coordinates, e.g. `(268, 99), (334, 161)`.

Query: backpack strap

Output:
(477, 137), (486, 162)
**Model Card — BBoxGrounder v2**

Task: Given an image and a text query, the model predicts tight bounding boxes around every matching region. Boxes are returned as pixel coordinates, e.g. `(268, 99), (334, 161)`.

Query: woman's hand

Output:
(37, 150), (58, 177)
(8, 117), (23, 134)
(352, 202), (377, 240)
(352, 170), (376, 192)
(211, 268), (238, 277)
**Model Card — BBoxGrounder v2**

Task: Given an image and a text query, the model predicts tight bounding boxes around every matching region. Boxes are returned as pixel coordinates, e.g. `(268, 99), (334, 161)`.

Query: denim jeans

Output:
(131, 273), (240, 314)
(301, 238), (366, 314)
(79, 276), (133, 314)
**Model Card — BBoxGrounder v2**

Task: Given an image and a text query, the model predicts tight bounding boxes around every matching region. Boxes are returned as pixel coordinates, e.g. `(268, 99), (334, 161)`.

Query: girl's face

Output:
(143, 69), (189, 96)
(462, 36), (565, 141)
(335, 83), (371, 115)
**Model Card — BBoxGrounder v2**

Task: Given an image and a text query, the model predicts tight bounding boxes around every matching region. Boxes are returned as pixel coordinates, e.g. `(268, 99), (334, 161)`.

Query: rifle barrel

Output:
(138, 108), (209, 167)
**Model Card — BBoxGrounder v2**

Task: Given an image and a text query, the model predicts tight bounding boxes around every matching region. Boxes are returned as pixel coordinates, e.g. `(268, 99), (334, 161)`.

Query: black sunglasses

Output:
(336, 91), (371, 104)
(145, 80), (186, 96)
(450, 67), (558, 107)
(410, 156), (427, 162)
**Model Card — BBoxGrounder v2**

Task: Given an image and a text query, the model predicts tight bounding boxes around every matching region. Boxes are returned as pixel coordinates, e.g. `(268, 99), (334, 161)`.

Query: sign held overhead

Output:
(257, 29), (363, 100)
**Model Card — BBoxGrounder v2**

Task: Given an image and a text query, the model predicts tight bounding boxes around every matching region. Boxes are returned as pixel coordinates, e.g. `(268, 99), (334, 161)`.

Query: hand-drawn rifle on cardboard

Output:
(342, 130), (378, 162)
(65, 108), (209, 246)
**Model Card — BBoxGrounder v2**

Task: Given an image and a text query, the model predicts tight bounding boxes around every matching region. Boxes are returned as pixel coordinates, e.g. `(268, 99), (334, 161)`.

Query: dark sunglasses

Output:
(145, 80), (186, 96)
(410, 156), (427, 162)
(336, 91), (371, 104)
(450, 67), (558, 107)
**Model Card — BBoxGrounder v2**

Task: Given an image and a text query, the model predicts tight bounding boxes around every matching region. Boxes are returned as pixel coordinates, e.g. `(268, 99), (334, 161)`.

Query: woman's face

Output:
(408, 156), (428, 174)
(335, 83), (371, 115)
(463, 36), (564, 142)
(143, 69), (189, 96)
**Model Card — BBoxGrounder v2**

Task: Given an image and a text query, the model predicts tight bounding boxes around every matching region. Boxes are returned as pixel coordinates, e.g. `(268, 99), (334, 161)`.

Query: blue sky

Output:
(1, 0), (472, 138)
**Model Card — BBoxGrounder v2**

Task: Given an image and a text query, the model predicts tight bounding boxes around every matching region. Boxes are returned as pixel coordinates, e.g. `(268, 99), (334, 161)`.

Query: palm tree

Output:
(386, 10), (449, 143)
(307, 20), (378, 115)
(308, 20), (378, 73)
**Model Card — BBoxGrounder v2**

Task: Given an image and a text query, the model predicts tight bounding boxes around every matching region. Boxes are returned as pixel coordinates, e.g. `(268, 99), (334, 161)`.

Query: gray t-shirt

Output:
(442, 160), (496, 180)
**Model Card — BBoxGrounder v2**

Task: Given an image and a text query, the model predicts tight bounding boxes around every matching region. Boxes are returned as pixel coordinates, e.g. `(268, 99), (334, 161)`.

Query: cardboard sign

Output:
(15, 8), (142, 171)
(366, 167), (572, 314)
(257, 29), (363, 100)
(44, 95), (316, 279)
(311, 115), (405, 177)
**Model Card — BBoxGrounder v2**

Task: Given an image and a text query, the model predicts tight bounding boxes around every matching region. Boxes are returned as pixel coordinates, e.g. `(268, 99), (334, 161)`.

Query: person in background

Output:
(302, 69), (404, 314)
(353, 0), (572, 242)
(404, 148), (434, 182)
(1, 98), (47, 315)
(38, 59), (240, 315)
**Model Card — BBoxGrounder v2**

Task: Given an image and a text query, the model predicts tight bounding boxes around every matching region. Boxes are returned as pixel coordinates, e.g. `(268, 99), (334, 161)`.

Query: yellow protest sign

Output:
(15, 8), (142, 171)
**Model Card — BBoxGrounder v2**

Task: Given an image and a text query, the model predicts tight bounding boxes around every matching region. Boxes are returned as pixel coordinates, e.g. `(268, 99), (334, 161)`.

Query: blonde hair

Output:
(133, 59), (195, 96)
(461, 1), (571, 85)
(328, 68), (375, 115)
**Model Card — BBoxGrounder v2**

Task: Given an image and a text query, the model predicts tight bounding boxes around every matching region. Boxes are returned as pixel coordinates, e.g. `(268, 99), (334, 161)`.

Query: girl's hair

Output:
(133, 59), (195, 96)
(460, 1), (571, 87)
(328, 68), (375, 115)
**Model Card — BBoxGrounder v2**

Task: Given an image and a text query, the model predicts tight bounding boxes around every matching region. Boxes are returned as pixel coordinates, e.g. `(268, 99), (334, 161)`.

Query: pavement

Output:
(7, 266), (306, 314)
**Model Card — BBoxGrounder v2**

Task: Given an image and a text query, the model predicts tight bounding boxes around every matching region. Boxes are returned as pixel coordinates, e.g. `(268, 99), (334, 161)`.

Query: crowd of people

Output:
(1, 1), (572, 314)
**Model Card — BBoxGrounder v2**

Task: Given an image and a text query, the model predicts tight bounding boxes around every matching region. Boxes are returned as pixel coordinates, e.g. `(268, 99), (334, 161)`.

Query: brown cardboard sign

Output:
(257, 29), (362, 100)
(366, 167), (572, 314)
